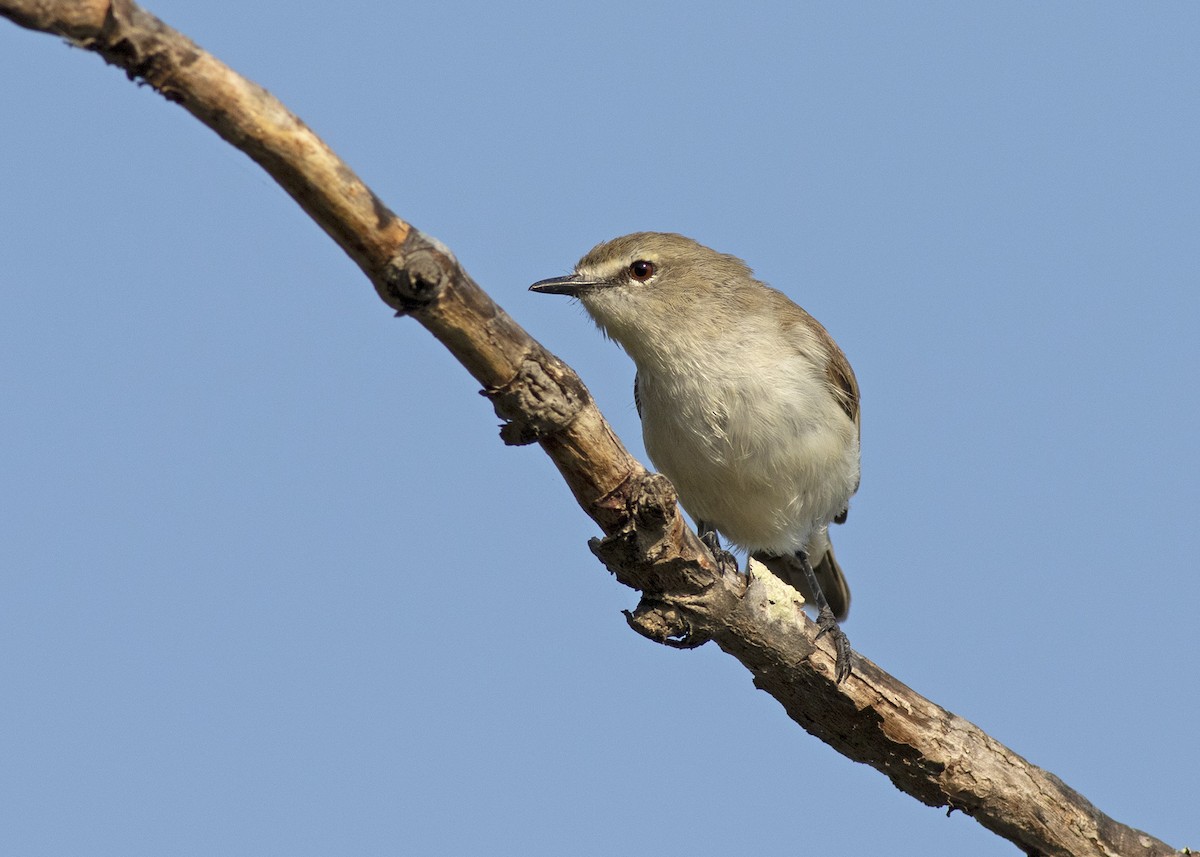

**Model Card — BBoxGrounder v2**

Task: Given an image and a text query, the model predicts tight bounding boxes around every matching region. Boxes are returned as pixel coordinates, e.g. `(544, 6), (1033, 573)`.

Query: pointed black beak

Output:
(529, 274), (610, 296)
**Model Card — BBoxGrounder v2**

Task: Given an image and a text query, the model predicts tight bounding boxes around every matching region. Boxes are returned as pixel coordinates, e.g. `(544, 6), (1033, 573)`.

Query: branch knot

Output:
(383, 244), (451, 314)
(480, 352), (587, 445)
(623, 598), (710, 649)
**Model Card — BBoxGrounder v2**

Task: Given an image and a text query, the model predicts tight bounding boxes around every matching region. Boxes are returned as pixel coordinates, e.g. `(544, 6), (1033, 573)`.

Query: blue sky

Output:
(2, 2), (1197, 854)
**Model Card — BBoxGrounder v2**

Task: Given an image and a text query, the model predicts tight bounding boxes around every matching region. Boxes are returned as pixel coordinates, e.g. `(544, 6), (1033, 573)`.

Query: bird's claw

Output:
(815, 606), (854, 684)
(700, 529), (740, 576)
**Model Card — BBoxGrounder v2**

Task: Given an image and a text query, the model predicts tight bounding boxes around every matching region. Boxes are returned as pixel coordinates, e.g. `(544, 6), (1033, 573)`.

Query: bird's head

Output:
(530, 232), (759, 363)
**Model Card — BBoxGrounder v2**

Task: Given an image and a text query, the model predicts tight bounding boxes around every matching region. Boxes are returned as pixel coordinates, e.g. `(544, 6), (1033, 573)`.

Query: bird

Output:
(530, 232), (860, 682)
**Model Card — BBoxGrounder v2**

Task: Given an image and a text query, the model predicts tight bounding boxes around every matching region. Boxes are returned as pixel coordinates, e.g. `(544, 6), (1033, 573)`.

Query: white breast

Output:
(637, 345), (859, 555)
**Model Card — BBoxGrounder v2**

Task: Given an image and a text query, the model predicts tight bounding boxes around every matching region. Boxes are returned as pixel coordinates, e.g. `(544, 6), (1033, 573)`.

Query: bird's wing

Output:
(820, 331), (860, 435)
(782, 299), (861, 520)
(771, 288), (860, 434)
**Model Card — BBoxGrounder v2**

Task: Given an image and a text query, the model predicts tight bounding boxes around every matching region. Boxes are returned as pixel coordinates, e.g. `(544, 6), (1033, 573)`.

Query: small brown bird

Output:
(532, 233), (860, 681)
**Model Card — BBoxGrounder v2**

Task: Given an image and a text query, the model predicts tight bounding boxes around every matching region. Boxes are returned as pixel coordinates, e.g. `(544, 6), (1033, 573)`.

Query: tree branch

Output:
(1, 2), (1181, 855)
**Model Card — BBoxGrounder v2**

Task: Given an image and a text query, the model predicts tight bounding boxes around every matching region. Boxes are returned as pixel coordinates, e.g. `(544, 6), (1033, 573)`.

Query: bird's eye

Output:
(629, 260), (656, 282)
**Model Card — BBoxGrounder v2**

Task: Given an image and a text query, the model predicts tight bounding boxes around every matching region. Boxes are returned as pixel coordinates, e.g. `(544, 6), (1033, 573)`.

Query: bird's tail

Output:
(752, 530), (851, 621)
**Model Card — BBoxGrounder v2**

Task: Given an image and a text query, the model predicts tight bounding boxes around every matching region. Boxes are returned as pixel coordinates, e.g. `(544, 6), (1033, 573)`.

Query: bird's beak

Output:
(529, 274), (610, 296)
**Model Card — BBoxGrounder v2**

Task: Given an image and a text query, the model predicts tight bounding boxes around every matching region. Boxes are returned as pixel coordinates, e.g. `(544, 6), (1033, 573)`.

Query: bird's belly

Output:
(640, 377), (858, 554)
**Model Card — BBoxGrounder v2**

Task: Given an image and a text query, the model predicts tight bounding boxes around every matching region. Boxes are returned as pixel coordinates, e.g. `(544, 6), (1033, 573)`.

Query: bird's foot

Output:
(700, 529), (740, 576)
(815, 606), (854, 684)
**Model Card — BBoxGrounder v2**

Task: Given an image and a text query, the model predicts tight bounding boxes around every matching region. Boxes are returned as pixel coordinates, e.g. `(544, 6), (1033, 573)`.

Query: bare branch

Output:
(1, 2), (1182, 855)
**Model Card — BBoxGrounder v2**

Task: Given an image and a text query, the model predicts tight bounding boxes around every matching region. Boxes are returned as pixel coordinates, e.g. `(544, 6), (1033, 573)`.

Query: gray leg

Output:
(796, 549), (853, 683)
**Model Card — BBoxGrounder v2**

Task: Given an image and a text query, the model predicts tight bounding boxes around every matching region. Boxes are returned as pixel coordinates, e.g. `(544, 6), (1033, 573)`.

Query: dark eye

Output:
(629, 260), (656, 282)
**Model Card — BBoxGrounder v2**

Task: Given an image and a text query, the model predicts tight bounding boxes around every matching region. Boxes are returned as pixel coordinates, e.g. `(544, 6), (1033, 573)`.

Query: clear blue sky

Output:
(3, 2), (1197, 854)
